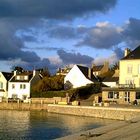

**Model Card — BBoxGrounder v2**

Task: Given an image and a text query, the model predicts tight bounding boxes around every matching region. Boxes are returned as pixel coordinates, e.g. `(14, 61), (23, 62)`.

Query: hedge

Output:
(31, 83), (102, 101)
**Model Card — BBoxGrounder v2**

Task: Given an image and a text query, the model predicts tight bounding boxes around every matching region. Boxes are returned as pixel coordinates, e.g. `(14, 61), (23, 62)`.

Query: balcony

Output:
(102, 84), (136, 91)
(118, 84), (135, 89)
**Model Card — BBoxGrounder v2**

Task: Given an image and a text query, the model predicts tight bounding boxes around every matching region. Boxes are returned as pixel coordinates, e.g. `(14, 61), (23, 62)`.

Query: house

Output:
(103, 69), (119, 87)
(0, 72), (13, 99)
(102, 46), (140, 104)
(56, 67), (72, 76)
(8, 70), (42, 100)
(92, 62), (109, 77)
(64, 65), (97, 89)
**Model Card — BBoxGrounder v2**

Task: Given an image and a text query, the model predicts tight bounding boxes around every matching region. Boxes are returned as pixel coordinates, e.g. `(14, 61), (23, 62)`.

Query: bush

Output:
(69, 83), (102, 101)
(31, 83), (102, 100)
(32, 75), (64, 92)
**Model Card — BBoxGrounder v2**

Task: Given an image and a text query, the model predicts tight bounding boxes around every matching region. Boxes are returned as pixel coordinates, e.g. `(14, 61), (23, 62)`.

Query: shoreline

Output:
(1, 102), (140, 139)
(47, 104), (140, 120)
(56, 116), (140, 140)
(0, 102), (140, 120)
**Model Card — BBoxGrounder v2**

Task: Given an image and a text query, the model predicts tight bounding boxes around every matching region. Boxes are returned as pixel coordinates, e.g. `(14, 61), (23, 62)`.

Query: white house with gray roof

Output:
(64, 65), (97, 89)
(8, 70), (42, 100)
(0, 72), (13, 99)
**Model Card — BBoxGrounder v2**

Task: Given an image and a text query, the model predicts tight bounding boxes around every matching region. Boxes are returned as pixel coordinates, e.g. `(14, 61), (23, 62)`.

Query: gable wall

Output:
(64, 65), (93, 88)
(119, 59), (140, 87)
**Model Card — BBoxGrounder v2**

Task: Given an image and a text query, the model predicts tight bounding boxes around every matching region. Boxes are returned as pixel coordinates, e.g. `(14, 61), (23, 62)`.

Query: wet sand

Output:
(57, 116), (140, 140)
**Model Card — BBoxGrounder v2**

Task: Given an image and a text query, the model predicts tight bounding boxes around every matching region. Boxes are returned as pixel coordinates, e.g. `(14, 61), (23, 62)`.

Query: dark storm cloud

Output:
(0, 0), (117, 19)
(0, 18), (40, 62)
(0, 18), (57, 71)
(47, 26), (78, 39)
(113, 47), (124, 59)
(0, 0), (117, 71)
(57, 49), (94, 65)
(122, 18), (140, 48)
(76, 22), (123, 49)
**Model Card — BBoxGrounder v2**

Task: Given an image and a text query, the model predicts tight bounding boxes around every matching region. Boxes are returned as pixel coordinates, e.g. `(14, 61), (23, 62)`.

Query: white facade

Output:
(8, 82), (30, 99)
(103, 81), (118, 87)
(64, 65), (93, 88)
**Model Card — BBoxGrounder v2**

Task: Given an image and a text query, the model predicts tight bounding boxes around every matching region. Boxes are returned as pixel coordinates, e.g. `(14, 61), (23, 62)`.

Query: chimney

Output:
(88, 68), (91, 79)
(33, 70), (36, 76)
(91, 63), (96, 69)
(14, 70), (17, 76)
(124, 48), (131, 57)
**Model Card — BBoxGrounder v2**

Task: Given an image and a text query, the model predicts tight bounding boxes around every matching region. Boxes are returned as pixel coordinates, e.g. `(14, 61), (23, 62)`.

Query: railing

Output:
(102, 84), (136, 90)
(118, 84), (135, 89)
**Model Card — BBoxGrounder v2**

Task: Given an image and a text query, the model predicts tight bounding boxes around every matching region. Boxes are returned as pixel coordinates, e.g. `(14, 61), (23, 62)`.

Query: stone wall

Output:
(31, 97), (66, 104)
(0, 102), (48, 111)
(47, 104), (140, 120)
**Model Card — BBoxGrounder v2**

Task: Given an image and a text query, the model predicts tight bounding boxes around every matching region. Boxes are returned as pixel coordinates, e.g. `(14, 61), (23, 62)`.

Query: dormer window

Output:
(16, 75), (28, 80)
(16, 76), (20, 80)
(24, 76), (28, 80)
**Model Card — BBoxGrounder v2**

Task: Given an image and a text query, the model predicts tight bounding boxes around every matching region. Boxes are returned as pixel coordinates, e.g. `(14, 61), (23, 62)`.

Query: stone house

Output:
(56, 67), (72, 76)
(103, 69), (119, 88)
(92, 62), (109, 77)
(102, 46), (140, 104)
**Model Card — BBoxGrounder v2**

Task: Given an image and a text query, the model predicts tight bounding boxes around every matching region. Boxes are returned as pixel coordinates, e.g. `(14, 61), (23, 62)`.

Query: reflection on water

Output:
(0, 110), (116, 140)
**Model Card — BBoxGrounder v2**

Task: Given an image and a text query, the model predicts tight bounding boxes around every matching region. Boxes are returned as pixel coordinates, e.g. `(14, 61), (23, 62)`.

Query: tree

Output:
(31, 75), (64, 92)
(36, 68), (50, 77)
(13, 66), (24, 72)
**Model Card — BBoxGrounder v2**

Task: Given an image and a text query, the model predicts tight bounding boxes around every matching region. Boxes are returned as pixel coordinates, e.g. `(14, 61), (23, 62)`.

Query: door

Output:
(124, 92), (130, 103)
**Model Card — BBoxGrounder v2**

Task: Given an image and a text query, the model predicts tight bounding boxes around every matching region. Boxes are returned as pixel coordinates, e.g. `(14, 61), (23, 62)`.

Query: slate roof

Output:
(77, 65), (97, 82)
(103, 77), (119, 82)
(122, 45), (140, 60)
(77, 65), (89, 77)
(2, 72), (13, 81)
(92, 65), (104, 72)
(10, 72), (33, 82)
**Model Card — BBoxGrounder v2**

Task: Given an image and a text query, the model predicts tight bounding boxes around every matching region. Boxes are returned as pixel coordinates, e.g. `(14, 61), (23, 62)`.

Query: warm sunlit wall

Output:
(119, 59), (140, 87)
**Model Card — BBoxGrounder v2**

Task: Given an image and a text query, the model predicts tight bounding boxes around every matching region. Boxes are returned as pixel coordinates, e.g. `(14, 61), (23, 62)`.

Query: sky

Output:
(0, 0), (140, 73)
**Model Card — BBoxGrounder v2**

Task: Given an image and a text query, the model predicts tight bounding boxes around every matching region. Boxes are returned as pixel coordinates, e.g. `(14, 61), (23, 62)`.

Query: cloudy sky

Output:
(0, 0), (140, 73)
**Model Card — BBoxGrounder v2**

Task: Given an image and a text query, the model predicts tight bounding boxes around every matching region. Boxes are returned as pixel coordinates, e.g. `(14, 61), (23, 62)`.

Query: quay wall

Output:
(47, 104), (140, 120)
(1, 102), (140, 120)
(0, 102), (48, 111)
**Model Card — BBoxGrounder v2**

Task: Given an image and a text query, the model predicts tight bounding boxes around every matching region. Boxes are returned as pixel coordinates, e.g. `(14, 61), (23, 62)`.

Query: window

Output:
(20, 84), (26, 89)
(22, 95), (27, 100)
(12, 84), (15, 89)
(138, 65), (140, 74)
(136, 92), (140, 99)
(12, 94), (17, 99)
(114, 92), (119, 99)
(108, 91), (119, 99)
(0, 82), (3, 89)
(23, 84), (26, 89)
(24, 76), (28, 80)
(127, 65), (133, 74)
(108, 92), (113, 98)
(125, 79), (134, 85)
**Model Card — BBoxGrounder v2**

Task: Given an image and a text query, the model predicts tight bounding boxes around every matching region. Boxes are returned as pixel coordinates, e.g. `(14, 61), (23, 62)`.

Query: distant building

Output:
(92, 62), (109, 77)
(0, 72), (13, 98)
(56, 67), (72, 76)
(64, 65), (97, 89)
(8, 70), (42, 100)
(102, 46), (140, 104)
(103, 69), (119, 87)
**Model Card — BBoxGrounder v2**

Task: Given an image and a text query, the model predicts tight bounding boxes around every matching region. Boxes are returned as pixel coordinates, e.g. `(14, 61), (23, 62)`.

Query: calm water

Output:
(0, 110), (116, 140)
